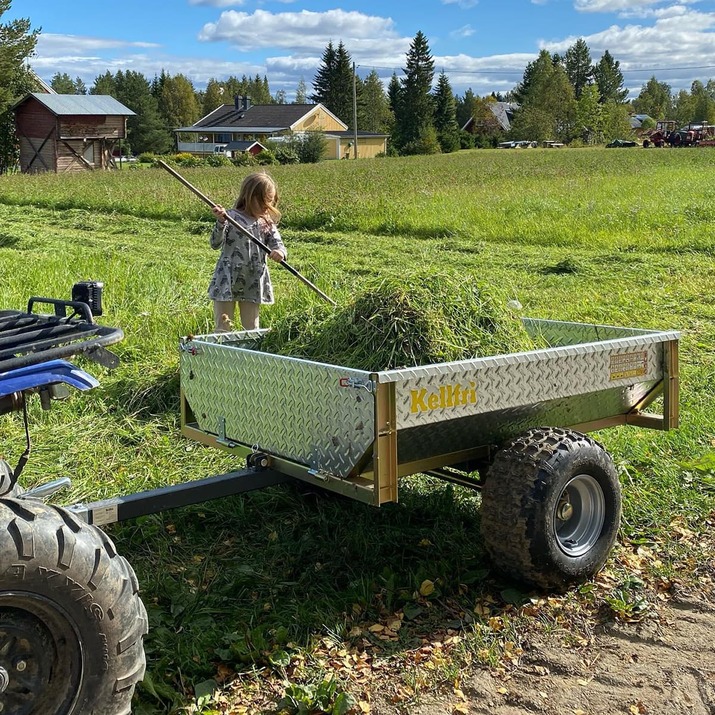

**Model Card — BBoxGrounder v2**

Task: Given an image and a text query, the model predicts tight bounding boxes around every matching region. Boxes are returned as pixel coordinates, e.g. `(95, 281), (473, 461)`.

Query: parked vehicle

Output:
(0, 287), (147, 715)
(643, 121), (715, 147)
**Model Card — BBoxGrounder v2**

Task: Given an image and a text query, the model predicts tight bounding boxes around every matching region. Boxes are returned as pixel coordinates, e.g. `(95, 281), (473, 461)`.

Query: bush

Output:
(231, 152), (257, 167)
(173, 152), (203, 168)
(205, 153), (232, 167)
(137, 152), (157, 164)
(255, 149), (277, 165)
(295, 131), (327, 163)
(274, 145), (300, 165)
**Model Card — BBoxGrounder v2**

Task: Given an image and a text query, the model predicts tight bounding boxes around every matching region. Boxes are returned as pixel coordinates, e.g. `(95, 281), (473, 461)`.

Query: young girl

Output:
(208, 172), (286, 331)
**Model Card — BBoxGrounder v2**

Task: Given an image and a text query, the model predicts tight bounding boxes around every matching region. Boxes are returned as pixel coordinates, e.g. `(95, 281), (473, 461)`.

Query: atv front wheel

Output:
(0, 498), (147, 714)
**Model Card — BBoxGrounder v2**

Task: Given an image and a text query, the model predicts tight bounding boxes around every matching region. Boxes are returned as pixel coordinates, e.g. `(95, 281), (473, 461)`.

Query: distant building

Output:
(12, 93), (135, 173)
(462, 102), (518, 134)
(176, 96), (387, 159)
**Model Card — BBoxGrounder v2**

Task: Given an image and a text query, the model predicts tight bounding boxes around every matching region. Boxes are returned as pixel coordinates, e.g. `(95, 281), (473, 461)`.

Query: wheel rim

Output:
(0, 593), (84, 715)
(553, 474), (605, 558)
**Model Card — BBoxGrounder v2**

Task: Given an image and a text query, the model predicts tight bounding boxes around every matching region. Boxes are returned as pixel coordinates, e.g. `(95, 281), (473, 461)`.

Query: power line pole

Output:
(352, 62), (358, 159)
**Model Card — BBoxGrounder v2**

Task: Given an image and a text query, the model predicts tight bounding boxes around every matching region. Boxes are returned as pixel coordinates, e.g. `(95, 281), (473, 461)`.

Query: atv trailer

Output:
(0, 292), (679, 714)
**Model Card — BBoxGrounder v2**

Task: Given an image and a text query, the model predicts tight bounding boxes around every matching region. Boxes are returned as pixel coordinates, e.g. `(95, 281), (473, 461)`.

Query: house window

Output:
(215, 133), (231, 143)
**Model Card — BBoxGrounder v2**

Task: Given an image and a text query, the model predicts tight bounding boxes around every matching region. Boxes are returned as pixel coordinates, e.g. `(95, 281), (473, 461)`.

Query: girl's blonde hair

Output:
(234, 172), (281, 223)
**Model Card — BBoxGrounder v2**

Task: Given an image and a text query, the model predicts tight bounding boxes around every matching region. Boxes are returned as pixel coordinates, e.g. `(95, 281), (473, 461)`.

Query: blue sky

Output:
(7, 0), (715, 101)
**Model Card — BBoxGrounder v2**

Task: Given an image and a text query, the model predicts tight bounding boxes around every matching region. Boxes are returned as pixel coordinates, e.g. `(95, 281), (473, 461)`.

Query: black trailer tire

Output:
(0, 498), (147, 715)
(480, 427), (621, 590)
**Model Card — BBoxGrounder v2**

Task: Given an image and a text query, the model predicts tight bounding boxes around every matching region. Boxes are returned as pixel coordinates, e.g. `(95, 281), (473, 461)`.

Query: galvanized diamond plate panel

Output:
(381, 325), (677, 430)
(181, 335), (375, 478)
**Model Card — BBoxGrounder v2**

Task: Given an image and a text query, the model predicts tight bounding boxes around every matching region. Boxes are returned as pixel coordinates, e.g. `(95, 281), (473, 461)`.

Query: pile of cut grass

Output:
(261, 274), (539, 370)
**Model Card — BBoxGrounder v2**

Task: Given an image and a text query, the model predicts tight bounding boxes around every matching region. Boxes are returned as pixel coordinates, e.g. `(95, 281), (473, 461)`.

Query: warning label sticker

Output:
(609, 351), (648, 381)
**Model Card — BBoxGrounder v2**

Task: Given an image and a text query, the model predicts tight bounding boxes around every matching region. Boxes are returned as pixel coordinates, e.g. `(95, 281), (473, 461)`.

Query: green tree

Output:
(564, 38), (593, 100)
(90, 71), (117, 96)
(632, 76), (672, 121)
(311, 41), (354, 125)
(311, 42), (336, 108)
(672, 89), (696, 126)
(0, 0), (39, 173)
(465, 96), (503, 148)
(203, 78), (225, 115)
(387, 72), (402, 152)
(575, 83), (600, 143)
(394, 30), (435, 152)
(115, 70), (172, 154)
(599, 100), (633, 142)
(510, 50), (577, 142)
(357, 69), (392, 134)
(50, 72), (76, 93)
(593, 50), (628, 104)
(49, 73), (86, 94)
(160, 74), (200, 130)
(295, 77), (307, 104)
(455, 88), (478, 128)
(689, 80), (715, 124)
(433, 71), (460, 153)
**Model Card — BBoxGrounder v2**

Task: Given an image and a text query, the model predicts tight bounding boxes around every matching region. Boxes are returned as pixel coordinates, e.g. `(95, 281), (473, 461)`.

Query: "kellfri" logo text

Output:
(409, 382), (477, 414)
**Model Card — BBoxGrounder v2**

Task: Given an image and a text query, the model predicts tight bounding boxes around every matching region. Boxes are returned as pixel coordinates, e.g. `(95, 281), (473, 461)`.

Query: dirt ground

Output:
(373, 595), (715, 715)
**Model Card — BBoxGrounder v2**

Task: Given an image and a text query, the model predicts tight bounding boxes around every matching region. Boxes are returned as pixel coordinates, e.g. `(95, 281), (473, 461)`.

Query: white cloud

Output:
(442, 0), (479, 8)
(574, 0), (697, 13)
(198, 8), (402, 55)
(38, 33), (160, 53)
(451, 24), (476, 38)
(543, 5), (715, 94)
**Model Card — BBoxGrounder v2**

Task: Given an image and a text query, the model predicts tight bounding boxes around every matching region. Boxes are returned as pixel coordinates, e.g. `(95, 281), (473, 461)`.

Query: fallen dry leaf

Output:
(420, 579), (435, 596)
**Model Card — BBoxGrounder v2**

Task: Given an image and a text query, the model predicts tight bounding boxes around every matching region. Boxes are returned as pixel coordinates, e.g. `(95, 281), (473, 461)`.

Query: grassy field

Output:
(0, 147), (714, 714)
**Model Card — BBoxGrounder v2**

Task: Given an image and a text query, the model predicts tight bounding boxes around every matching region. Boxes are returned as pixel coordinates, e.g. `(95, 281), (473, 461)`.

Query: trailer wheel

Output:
(480, 427), (621, 590)
(0, 498), (147, 715)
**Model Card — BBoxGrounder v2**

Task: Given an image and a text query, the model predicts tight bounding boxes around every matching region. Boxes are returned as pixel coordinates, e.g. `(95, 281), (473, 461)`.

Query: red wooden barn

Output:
(12, 93), (135, 173)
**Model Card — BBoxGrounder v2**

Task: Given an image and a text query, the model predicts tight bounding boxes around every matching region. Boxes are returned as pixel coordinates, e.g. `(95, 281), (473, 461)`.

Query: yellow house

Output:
(175, 97), (387, 159)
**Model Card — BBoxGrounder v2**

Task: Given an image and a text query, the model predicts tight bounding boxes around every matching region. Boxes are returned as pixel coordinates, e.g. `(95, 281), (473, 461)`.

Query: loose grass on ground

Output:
(0, 148), (714, 714)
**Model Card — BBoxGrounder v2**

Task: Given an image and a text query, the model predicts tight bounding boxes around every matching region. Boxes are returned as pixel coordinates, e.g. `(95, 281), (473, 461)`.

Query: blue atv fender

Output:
(0, 359), (99, 398)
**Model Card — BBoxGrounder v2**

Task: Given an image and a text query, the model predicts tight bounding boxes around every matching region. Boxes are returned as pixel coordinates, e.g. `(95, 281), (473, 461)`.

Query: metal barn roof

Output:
(19, 93), (135, 116)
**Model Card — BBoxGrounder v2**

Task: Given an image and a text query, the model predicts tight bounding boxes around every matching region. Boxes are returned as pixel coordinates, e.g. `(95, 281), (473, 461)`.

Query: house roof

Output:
(630, 114), (653, 128)
(224, 140), (266, 152)
(14, 93), (135, 116)
(176, 103), (347, 133)
(462, 102), (518, 133)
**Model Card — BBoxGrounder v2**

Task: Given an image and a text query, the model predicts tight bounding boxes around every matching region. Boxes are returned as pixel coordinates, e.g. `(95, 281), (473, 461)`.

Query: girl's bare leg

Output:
(238, 301), (260, 330)
(213, 301), (236, 332)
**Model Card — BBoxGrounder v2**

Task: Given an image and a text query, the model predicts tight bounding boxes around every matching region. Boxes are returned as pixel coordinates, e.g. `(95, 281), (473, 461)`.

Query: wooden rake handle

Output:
(158, 160), (337, 306)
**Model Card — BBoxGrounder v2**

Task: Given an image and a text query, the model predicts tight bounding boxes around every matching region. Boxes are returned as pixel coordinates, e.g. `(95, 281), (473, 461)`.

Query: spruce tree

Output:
(564, 38), (593, 100)
(395, 30), (435, 152)
(115, 70), (172, 154)
(593, 51), (629, 104)
(311, 41), (337, 108)
(433, 71), (460, 152)
(357, 70), (392, 134)
(311, 41), (354, 125)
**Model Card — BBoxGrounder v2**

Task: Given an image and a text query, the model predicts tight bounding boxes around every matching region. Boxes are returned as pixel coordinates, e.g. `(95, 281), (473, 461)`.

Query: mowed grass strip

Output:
(0, 148), (713, 713)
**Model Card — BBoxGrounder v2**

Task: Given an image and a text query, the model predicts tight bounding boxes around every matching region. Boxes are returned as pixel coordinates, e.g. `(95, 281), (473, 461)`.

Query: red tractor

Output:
(642, 120), (676, 148)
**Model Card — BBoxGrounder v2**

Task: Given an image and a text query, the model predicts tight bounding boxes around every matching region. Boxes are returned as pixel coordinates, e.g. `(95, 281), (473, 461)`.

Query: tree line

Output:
(2, 0), (715, 170)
